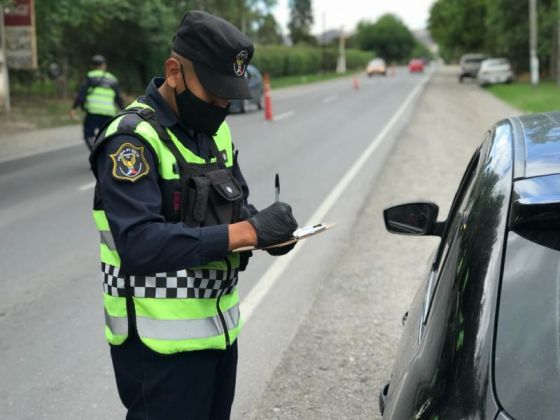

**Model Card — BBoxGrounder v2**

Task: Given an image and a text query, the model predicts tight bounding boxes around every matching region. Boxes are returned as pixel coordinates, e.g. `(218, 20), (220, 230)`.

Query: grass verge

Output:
(486, 82), (560, 113)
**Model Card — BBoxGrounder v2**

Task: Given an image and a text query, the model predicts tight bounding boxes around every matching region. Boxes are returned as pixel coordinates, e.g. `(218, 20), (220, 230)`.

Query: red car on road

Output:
(408, 59), (424, 73)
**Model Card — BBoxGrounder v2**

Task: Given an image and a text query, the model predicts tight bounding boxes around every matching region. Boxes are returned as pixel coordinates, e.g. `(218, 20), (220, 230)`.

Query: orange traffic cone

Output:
(263, 73), (273, 121)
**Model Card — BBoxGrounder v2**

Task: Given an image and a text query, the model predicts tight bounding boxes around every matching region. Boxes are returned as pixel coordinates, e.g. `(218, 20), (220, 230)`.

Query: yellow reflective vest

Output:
(85, 70), (119, 116)
(91, 100), (242, 354)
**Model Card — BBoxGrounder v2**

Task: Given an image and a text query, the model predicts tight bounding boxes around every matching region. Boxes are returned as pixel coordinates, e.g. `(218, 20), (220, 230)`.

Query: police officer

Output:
(70, 54), (124, 150)
(89, 11), (298, 420)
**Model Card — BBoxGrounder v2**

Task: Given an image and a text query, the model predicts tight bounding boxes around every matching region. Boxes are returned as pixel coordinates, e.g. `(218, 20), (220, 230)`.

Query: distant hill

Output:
(315, 29), (353, 45)
(412, 29), (438, 53)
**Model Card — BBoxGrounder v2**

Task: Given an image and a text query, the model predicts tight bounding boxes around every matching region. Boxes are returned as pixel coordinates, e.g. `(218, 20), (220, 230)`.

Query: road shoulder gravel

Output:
(246, 66), (520, 420)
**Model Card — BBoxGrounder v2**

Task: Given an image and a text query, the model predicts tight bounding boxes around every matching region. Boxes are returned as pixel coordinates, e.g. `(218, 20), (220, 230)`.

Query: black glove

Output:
(248, 202), (298, 248)
(266, 242), (296, 256)
(239, 250), (253, 271)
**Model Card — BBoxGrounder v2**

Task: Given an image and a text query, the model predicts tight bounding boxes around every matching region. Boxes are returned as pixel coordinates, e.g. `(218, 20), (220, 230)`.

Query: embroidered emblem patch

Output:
(233, 50), (248, 77)
(110, 143), (150, 182)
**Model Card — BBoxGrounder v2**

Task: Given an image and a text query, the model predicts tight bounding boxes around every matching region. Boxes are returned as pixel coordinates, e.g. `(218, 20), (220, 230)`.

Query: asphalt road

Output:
(247, 67), (521, 420)
(0, 68), (428, 419)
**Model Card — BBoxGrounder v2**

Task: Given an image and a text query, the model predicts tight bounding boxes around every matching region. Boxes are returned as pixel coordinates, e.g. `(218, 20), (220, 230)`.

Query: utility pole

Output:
(529, 0), (539, 85)
(0, 6), (10, 113)
(321, 12), (325, 72)
(336, 26), (346, 74)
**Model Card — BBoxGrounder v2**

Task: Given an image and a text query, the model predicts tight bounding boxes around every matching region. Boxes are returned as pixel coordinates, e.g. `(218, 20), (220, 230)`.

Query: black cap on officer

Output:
(172, 10), (254, 100)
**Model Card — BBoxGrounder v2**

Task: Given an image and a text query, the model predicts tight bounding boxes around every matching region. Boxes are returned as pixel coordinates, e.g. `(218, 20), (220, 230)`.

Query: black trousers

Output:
(83, 113), (112, 150)
(110, 334), (238, 420)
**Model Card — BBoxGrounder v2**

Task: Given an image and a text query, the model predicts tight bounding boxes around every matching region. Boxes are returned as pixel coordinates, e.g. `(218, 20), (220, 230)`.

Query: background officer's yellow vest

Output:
(92, 101), (241, 354)
(85, 70), (118, 117)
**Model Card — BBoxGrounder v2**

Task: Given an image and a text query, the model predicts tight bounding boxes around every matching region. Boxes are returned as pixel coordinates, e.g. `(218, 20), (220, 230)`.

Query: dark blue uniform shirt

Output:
(95, 78), (254, 275)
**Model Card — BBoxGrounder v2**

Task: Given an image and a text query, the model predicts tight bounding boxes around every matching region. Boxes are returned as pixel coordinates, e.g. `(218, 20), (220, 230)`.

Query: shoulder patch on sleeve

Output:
(110, 143), (150, 182)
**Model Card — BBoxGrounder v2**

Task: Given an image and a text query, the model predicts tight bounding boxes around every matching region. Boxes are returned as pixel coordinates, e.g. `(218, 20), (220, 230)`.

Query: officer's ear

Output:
(164, 57), (182, 89)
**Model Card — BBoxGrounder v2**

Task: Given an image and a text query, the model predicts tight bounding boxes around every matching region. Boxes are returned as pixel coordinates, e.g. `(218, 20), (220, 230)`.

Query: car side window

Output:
(433, 145), (483, 271)
(419, 145), (483, 330)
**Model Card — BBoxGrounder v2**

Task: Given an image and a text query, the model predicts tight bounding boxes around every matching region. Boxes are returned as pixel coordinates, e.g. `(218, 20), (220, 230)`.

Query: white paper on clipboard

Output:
(233, 223), (334, 252)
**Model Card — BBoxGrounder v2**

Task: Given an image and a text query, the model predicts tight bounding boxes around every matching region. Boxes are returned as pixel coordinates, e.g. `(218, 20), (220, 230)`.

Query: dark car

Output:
(229, 64), (263, 113)
(379, 112), (560, 420)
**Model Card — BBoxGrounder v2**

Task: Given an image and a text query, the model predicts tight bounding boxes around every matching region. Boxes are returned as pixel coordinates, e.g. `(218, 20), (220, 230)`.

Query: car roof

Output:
(510, 112), (560, 179)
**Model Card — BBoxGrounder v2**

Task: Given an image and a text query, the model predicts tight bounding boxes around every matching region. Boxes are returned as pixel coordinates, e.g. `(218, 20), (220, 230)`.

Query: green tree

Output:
(355, 14), (415, 62)
(485, 0), (556, 74)
(256, 13), (283, 45)
(288, 0), (315, 45)
(428, 0), (487, 62)
(428, 0), (557, 74)
(17, 0), (276, 95)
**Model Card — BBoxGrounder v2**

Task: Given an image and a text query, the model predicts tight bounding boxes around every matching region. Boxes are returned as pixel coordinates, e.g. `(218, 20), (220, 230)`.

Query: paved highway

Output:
(0, 69), (428, 419)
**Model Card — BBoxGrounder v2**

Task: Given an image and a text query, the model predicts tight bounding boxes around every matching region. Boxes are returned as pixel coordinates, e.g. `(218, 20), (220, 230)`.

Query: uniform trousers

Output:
(83, 113), (112, 150)
(110, 333), (238, 420)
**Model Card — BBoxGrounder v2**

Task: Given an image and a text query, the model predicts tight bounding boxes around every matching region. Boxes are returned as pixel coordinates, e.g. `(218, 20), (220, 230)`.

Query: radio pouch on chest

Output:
(183, 167), (243, 227)
(133, 108), (243, 227)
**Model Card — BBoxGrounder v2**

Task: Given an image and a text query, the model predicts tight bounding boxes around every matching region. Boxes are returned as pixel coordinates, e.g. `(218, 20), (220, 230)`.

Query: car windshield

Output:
(495, 229), (560, 419)
(369, 59), (384, 66)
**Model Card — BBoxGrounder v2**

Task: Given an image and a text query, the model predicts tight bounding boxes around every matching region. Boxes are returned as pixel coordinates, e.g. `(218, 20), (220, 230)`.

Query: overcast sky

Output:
(273, 0), (436, 34)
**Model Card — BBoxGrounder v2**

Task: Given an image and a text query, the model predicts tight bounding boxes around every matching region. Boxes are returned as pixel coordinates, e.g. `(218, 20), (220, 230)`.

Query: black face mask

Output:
(175, 64), (229, 136)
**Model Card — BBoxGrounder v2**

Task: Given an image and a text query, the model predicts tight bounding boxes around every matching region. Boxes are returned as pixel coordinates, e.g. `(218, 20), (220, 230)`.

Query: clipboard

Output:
(234, 223), (334, 252)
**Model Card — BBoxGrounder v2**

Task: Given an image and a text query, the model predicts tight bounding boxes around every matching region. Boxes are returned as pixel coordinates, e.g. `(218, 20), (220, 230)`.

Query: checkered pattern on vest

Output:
(102, 263), (239, 298)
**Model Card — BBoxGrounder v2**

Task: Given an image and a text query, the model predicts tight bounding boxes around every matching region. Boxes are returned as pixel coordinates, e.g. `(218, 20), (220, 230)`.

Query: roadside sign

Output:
(4, 0), (37, 70)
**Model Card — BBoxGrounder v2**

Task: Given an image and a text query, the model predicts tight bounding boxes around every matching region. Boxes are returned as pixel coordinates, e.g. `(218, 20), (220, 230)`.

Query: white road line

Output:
(241, 74), (431, 322)
(273, 111), (295, 121)
(78, 181), (96, 192)
(323, 95), (338, 104)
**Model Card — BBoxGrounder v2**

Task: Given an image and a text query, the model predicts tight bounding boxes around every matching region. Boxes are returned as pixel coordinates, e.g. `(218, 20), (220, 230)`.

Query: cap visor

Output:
(193, 61), (252, 100)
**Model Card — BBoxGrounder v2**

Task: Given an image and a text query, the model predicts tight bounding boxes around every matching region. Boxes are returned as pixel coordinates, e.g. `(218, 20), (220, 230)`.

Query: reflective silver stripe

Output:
(100, 231), (116, 250)
(136, 304), (240, 341)
(221, 304), (240, 331)
(105, 310), (128, 336)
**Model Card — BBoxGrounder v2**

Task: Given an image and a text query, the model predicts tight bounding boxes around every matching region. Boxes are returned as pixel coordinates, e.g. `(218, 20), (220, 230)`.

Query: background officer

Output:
(89, 11), (298, 420)
(70, 54), (124, 150)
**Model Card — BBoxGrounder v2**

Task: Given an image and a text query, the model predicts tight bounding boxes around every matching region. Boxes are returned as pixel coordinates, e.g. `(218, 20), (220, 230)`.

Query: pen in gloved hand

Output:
(275, 173), (280, 202)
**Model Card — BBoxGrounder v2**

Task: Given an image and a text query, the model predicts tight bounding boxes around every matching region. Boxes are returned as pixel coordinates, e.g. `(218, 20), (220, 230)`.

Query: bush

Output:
(252, 45), (372, 77)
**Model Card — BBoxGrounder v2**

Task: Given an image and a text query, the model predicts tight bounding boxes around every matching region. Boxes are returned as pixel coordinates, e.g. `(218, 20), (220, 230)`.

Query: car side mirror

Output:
(383, 201), (442, 236)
